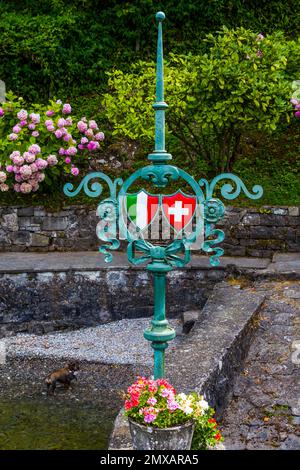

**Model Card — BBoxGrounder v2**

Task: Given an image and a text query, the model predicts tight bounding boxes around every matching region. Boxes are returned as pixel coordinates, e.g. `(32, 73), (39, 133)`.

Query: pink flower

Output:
(35, 158), (48, 170)
(9, 133), (18, 141)
(71, 167), (79, 176)
(295, 103), (300, 110)
(256, 33), (265, 41)
(47, 125), (55, 132)
(17, 109), (28, 121)
(78, 144), (84, 150)
(87, 140), (98, 151)
(12, 125), (21, 134)
(295, 111), (300, 118)
(20, 182), (32, 193)
(14, 183), (21, 192)
(0, 183), (9, 192)
(95, 132), (105, 141)
(28, 144), (41, 155)
(147, 397), (157, 406)
(65, 157), (71, 164)
(6, 165), (14, 173)
(55, 129), (63, 138)
(20, 120), (27, 127)
(12, 155), (24, 166)
(19, 165), (32, 180)
(77, 120), (88, 133)
(0, 171), (7, 183)
(65, 117), (72, 126)
(57, 118), (66, 127)
(62, 103), (72, 114)
(15, 174), (23, 183)
(66, 146), (77, 156)
(167, 399), (180, 411)
(28, 123), (36, 130)
(290, 98), (298, 106)
(35, 172), (45, 182)
(24, 152), (35, 163)
(59, 148), (65, 155)
(88, 120), (98, 130)
(46, 110), (55, 117)
(32, 131), (39, 137)
(144, 413), (157, 424)
(256, 50), (263, 58)
(45, 119), (53, 127)
(30, 163), (38, 173)
(81, 137), (88, 144)
(85, 128), (94, 138)
(47, 154), (58, 166)
(10, 151), (21, 160)
(29, 113), (40, 124)
(63, 133), (72, 142)
(0, 108), (4, 117)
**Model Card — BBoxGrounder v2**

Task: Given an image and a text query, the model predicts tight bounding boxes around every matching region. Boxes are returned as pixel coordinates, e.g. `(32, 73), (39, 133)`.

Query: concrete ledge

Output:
(109, 282), (265, 450)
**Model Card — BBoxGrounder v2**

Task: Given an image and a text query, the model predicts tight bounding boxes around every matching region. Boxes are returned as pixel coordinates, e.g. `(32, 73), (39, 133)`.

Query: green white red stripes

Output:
(126, 191), (159, 230)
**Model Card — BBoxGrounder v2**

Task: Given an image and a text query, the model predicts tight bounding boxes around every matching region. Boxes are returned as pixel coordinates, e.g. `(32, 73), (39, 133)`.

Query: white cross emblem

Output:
(168, 201), (189, 222)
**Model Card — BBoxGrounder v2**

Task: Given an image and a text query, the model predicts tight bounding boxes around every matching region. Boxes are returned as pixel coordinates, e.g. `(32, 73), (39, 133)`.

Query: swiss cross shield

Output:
(162, 191), (196, 232)
(124, 190), (159, 231)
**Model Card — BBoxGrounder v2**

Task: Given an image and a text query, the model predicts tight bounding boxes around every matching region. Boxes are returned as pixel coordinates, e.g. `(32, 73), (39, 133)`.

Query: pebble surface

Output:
(6, 318), (182, 366)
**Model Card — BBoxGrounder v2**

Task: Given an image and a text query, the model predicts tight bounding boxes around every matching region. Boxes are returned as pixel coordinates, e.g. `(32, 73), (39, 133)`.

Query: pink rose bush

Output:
(0, 92), (105, 194)
(291, 81), (300, 119)
(124, 377), (223, 449)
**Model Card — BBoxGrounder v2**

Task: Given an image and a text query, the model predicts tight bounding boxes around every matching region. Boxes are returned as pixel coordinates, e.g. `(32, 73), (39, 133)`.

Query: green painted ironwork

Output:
(64, 11), (263, 379)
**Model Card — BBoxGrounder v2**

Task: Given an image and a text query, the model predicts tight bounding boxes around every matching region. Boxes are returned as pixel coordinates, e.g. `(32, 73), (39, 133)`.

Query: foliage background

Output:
(0, 0), (299, 206)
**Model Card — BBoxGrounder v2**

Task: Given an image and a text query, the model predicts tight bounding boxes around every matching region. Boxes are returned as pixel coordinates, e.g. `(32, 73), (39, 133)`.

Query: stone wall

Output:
(0, 205), (299, 257)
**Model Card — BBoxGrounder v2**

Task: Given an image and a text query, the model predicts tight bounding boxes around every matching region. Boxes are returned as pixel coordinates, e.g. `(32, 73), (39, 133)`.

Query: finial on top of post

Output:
(147, 11), (172, 164)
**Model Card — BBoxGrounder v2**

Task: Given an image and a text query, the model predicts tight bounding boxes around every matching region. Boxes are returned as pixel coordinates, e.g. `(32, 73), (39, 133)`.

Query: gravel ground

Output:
(5, 318), (182, 366)
(221, 281), (300, 450)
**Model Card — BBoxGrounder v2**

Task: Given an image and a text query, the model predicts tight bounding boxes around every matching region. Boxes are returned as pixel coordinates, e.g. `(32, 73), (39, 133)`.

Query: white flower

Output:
(197, 399), (209, 410)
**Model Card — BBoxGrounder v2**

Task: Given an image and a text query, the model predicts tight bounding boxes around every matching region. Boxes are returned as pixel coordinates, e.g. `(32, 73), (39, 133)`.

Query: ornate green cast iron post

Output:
(64, 11), (263, 380)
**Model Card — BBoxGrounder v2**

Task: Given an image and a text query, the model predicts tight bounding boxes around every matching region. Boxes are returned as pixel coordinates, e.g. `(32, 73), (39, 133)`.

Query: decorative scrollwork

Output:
(140, 165), (179, 187)
(202, 224), (225, 267)
(96, 199), (120, 262)
(63, 172), (123, 199)
(204, 198), (225, 224)
(199, 173), (263, 201)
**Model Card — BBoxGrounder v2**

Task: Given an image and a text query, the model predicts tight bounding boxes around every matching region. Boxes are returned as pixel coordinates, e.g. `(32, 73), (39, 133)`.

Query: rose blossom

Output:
(290, 98), (298, 106)
(29, 112), (40, 123)
(47, 125), (55, 132)
(30, 163), (38, 173)
(77, 120), (88, 133)
(28, 123), (36, 130)
(45, 119), (53, 127)
(87, 141), (98, 151)
(24, 152), (36, 163)
(10, 151), (21, 159)
(0, 183), (9, 192)
(17, 109), (28, 120)
(85, 128), (94, 138)
(14, 183), (21, 192)
(81, 136), (88, 144)
(0, 171), (7, 183)
(89, 120), (98, 130)
(57, 118), (66, 127)
(20, 120), (27, 127)
(28, 144), (41, 155)
(6, 165), (14, 173)
(32, 131), (39, 137)
(15, 174), (23, 183)
(65, 117), (72, 126)
(47, 155), (58, 166)
(19, 165), (32, 180)
(13, 124), (21, 134)
(0, 108), (4, 117)
(62, 103), (72, 114)
(35, 158), (48, 170)
(35, 172), (45, 183)
(46, 110), (55, 117)
(295, 111), (300, 118)
(78, 144), (84, 150)
(9, 133), (18, 141)
(12, 155), (24, 166)
(59, 148), (65, 155)
(95, 132), (105, 141)
(63, 133), (72, 142)
(66, 146), (77, 156)
(55, 129), (63, 138)
(20, 182), (32, 193)
(71, 167), (79, 176)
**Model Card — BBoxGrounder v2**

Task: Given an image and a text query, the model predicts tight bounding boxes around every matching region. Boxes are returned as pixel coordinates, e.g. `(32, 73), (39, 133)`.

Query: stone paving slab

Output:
(0, 251), (271, 273)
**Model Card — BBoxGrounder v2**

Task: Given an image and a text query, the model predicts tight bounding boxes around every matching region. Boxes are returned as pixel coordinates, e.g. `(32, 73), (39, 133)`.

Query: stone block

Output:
(18, 207), (34, 216)
(30, 234), (50, 247)
(42, 217), (68, 231)
(10, 231), (31, 245)
(2, 213), (18, 231)
(288, 207), (299, 217)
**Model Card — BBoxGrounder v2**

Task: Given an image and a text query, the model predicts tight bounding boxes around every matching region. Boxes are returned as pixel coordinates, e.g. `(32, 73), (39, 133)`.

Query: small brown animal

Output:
(45, 362), (80, 395)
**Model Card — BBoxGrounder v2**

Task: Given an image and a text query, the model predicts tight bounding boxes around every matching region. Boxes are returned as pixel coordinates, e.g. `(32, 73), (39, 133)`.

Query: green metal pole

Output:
(144, 261), (175, 379)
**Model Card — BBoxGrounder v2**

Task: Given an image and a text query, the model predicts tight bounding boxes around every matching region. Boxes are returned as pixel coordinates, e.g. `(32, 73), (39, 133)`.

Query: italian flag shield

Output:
(125, 190), (159, 231)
